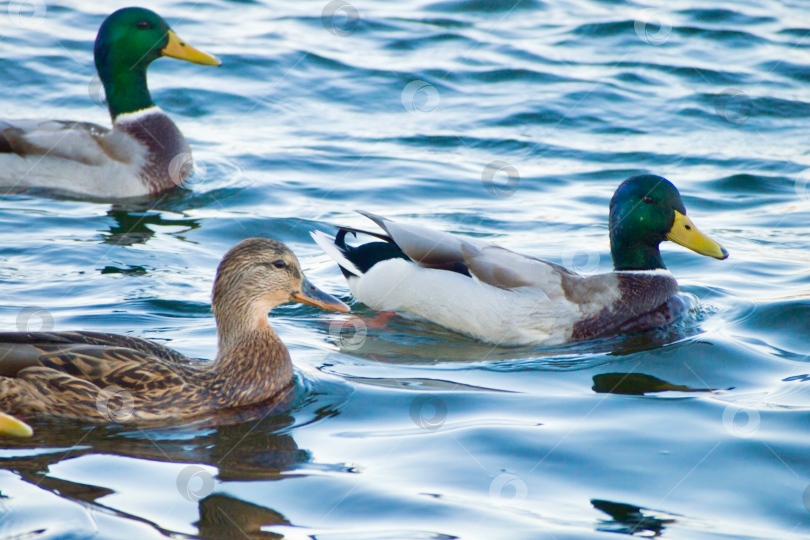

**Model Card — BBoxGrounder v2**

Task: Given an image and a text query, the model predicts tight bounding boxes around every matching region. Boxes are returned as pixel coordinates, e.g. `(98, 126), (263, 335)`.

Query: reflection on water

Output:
(592, 499), (676, 537)
(198, 493), (289, 540)
(592, 373), (719, 395)
(320, 305), (707, 365)
(103, 206), (200, 247)
(0, 405), (306, 538)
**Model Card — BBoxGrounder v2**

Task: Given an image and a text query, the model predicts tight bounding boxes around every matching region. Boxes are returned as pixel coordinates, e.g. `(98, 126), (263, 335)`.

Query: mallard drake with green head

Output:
(0, 7), (220, 198)
(0, 238), (348, 432)
(312, 175), (729, 346)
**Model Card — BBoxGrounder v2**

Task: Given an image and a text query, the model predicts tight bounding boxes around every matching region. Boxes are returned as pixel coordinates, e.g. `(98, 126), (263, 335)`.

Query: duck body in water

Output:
(0, 238), (348, 425)
(313, 175), (729, 346)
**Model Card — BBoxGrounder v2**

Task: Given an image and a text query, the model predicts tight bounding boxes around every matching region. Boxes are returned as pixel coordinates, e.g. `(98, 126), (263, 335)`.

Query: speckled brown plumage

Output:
(0, 238), (347, 423)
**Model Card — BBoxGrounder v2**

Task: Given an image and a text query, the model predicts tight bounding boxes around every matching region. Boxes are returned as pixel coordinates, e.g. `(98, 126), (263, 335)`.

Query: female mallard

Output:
(0, 7), (220, 198)
(312, 175), (729, 346)
(0, 238), (349, 433)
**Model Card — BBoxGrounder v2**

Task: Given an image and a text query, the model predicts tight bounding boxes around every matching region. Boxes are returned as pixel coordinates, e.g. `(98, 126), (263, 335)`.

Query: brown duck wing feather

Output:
(0, 332), (205, 421)
(0, 331), (191, 365)
(3, 368), (102, 417)
(38, 345), (188, 389)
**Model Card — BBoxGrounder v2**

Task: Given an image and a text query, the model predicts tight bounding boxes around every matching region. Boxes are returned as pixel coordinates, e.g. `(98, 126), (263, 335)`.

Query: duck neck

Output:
(610, 237), (666, 271)
(95, 54), (155, 121)
(215, 302), (273, 352)
(211, 302), (294, 405)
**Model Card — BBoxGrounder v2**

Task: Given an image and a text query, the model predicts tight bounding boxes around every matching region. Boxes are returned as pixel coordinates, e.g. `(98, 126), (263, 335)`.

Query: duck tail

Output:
(312, 228), (412, 280)
(311, 230), (363, 278)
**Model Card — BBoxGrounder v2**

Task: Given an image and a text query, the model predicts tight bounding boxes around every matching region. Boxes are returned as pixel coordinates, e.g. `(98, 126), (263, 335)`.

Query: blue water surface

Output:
(0, 0), (809, 538)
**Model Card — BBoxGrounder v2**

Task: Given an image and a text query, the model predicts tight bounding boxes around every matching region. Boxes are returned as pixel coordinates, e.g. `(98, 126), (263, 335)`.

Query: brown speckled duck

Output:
(0, 238), (348, 434)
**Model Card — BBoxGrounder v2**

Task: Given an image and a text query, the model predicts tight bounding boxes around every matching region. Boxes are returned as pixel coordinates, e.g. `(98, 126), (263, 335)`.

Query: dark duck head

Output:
(94, 7), (221, 120)
(609, 174), (729, 272)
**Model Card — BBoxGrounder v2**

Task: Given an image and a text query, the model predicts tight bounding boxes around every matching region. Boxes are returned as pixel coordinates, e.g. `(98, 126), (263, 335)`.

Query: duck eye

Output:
(271, 260), (286, 269)
(642, 196), (654, 204)
(137, 20), (152, 30)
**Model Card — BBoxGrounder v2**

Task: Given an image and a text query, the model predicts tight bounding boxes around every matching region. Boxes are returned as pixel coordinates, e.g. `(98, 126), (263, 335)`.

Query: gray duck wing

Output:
(459, 243), (574, 298)
(357, 210), (489, 271)
(0, 120), (112, 166)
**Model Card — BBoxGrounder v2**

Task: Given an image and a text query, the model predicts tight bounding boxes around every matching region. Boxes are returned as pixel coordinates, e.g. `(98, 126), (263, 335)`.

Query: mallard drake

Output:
(312, 175), (729, 346)
(0, 7), (220, 198)
(0, 238), (349, 433)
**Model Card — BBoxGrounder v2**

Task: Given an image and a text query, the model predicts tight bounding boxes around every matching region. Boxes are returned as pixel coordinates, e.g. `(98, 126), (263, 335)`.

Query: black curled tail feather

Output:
(335, 229), (354, 251)
(335, 227), (410, 277)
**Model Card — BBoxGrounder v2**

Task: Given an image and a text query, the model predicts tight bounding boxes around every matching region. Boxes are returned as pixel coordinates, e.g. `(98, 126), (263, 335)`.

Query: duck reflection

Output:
(592, 373), (718, 395)
(99, 187), (243, 247)
(103, 204), (200, 247)
(591, 499), (676, 537)
(0, 399), (319, 538)
(321, 308), (711, 365)
(1, 399), (312, 472)
(198, 493), (289, 540)
(0, 476), (290, 540)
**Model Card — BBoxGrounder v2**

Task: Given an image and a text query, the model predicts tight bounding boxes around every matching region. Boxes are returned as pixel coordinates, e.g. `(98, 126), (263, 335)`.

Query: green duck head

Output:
(608, 174), (728, 271)
(93, 7), (220, 120)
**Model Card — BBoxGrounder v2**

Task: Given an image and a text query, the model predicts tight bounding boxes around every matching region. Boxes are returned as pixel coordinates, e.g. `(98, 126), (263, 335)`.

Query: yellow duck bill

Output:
(161, 30), (221, 66)
(291, 277), (350, 313)
(666, 211), (729, 260)
(0, 412), (33, 438)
